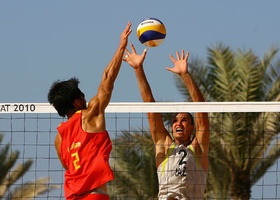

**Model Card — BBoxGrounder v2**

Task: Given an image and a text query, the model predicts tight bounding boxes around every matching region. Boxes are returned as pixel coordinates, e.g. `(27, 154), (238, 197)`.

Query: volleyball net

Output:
(0, 102), (279, 199)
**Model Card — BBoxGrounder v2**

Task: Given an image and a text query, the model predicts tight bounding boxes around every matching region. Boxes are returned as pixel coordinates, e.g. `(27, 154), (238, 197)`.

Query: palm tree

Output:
(109, 129), (158, 200)
(110, 44), (280, 199)
(0, 134), (59, 199)
(174, 44), (280, 199)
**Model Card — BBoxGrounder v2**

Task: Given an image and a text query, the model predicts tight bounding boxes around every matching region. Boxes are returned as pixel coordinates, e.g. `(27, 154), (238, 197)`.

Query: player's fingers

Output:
(169, 54), (176, 63)
(125, 48), (131, 55)
(126, 21), (132, 31)
(130, 44), (137, 53)
(176, 51), (180, 60)
(166, 67), (175, 73)
(181, 50), (185, 59)
(142, 48), (147, 57)
(185, 51), (190, 60)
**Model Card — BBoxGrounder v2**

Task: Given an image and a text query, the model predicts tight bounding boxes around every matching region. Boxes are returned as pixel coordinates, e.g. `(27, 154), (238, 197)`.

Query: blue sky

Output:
(1, 1), (280, 103)
(1, 1), (280, 199)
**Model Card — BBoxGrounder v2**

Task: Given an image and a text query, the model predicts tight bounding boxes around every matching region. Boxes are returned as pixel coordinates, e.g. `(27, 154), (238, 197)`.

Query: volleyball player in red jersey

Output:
(47, 22), (132, 200)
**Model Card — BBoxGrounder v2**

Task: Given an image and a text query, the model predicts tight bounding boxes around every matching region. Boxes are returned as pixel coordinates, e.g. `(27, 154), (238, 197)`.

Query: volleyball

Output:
(136, 18), (166, 48)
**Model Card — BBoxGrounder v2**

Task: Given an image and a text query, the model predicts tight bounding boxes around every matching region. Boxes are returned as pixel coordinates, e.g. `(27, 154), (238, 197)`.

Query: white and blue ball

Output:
(136, 18), (166, 48)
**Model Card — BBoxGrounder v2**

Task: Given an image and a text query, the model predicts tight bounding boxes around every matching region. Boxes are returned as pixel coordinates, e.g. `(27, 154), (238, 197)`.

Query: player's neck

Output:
(67, 109), (78, 119)
(175, 140), (191, 147)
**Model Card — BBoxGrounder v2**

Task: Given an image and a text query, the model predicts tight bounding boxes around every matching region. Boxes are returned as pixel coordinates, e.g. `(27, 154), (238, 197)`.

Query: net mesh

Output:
(0, 102), (279, 199)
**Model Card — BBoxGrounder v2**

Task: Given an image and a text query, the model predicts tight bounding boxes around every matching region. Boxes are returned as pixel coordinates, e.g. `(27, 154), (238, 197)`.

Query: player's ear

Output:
(73, 98), (81, 109)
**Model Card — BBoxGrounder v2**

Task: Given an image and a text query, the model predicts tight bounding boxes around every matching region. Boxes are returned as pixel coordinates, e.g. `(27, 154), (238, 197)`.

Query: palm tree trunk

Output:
(230, 169), (251, 200)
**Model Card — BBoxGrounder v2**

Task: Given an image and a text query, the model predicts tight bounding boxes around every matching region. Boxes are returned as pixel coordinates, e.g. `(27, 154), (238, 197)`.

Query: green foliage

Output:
(110, 44), (280, 200)
(109, 129), (158, 200)
(0, 134), (59, 199)
(176, 44), (280, 199)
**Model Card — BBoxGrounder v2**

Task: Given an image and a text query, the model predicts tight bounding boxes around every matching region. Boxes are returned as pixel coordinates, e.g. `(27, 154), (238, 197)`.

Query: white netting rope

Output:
(0, 102), (280, 113)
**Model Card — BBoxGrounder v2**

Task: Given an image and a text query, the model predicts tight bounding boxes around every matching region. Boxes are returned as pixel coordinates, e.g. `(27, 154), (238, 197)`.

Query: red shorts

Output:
(68, 193), (109, 200)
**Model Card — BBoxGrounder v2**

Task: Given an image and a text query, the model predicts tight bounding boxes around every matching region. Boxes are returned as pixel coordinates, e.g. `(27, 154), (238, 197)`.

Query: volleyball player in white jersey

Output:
(123, 44), (210, 200)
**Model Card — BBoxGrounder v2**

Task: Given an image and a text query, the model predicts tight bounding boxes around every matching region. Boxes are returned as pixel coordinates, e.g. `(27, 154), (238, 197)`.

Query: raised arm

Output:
(84, 22), (132, 131)
(124, 44), (173, 167)
(167, 50), (210, 170)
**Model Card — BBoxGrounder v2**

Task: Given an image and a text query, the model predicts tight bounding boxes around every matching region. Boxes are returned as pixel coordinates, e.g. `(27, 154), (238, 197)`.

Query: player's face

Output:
(76, 92), (87, 110)
(80, 92), (87, 109)
(172, 113), (194, 144)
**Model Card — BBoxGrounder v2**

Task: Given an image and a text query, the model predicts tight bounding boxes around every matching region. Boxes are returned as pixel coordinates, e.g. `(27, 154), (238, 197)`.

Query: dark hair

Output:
(171, 112), (195, 144)
(47, 77), (83, 117)
(172, 112), (194, 125)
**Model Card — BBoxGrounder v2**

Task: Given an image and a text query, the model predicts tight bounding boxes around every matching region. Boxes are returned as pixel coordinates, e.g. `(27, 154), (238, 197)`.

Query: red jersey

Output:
(57, 111), (114, 199)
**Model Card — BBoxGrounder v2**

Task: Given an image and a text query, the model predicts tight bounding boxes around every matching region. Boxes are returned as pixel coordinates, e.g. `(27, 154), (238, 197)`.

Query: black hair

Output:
(171, 112), (194, 125)
(47, 77), (83, 117)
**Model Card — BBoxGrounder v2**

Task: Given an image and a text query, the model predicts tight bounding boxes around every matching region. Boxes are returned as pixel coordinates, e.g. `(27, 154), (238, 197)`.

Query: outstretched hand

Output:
(119, 21), (132, 49)
(123, 44), (147, 69)
(166, 50), (190, 76)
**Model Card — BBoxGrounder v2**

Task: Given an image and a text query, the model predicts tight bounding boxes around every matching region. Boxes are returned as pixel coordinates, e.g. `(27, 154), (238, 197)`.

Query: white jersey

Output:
(157, 143), (207, 200)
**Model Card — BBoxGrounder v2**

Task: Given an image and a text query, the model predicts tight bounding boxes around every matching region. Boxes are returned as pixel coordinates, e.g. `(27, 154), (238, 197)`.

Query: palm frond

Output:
(110, 129), (158, 199)
(0, 134), (60, 199)
(176, 45), (280, 199)
(11, 177), (60, 200)
(207, 44), (236, 101)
